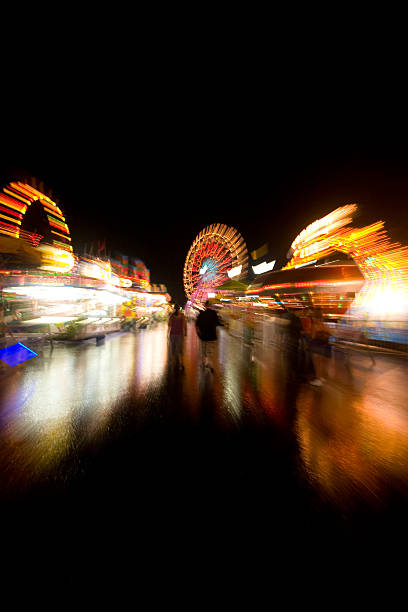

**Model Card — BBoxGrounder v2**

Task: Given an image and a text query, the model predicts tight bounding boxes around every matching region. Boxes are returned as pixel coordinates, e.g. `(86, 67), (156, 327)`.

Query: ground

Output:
(1, 322), (408, 566)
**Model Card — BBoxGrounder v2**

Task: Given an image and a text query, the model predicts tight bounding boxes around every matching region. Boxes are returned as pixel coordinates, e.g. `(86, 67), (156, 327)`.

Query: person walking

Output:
(309, 309), (332, 386)
(195, 300), (222, 372)
(168, 304), (187, 371)
(299, 308), (316, 381)
(282, 308), (303, 382)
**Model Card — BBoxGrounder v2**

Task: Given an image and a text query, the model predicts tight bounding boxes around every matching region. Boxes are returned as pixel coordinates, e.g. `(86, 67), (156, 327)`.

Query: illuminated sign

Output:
(252, 260), (276, 274)
(227, 264), (242, 278)
(119, 278), (133, 288)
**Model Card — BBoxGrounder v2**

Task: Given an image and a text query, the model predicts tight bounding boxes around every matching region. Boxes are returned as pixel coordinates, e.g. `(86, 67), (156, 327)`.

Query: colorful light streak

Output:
(184, 223), (248, 303)
(252, 260), (276, 274)
(227, 264), (243, 278)
(284, 205), (408, 319)
(0, 182), (71, 253)
(36, 244), (75, 273)
(245, 280), (360, 294)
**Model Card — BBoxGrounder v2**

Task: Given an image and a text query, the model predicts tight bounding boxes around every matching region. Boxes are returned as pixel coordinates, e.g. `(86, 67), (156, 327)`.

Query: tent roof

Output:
(215, 279), (248, 291)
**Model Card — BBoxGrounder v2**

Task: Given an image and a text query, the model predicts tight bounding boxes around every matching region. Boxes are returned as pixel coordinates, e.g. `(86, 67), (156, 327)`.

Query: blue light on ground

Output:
(0, 343), (38, 367)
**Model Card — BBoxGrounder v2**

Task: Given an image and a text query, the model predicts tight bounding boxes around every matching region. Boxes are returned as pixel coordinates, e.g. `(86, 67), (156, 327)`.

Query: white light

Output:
(119, 278), (133, 288)
(200, 264), (208, 275)
(208, 292), (216, 298)
(36, 244), (75, 273)
(252, 260), (276, 274)
(3, 285), (128, 305)
(23, 316), (78, 324)
(227, 265), (242, 278)
(294, 259), (318, 269)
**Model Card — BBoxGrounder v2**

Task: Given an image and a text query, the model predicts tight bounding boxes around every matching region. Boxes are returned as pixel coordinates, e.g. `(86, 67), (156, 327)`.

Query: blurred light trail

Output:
(252, 260), (276, 274)
(283, 204), (408, 320)
(227, 264), (243, 278)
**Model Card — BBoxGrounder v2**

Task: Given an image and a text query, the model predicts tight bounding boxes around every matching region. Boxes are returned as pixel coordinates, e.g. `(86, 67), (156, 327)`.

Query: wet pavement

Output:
(2, 321), (408, 555)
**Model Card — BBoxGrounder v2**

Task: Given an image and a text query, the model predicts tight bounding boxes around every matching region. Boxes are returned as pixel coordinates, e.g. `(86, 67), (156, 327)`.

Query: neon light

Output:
(282, 204), (408, 318)
(0, 219), (20, 231)
(3, 187), (32, 204)
(227, 264), (243, 278)
(294, 260), (317, 269)
(184, 224), (248, 304)
(43, 206), (65, 221)
(50, 239), (73, 251)
(245, 280), (359, 294)
(9, 183), (38, 200)
(0, 342), (38, 367)
(47, 216), (69, 231)
(0, 228), (18, 238)
(252, 260), (276, 274)
(0, 205), (23, 219)
(0, 194), (27, 213)
(1, 182), (71, 248)
(0, 213), (21, 225)
(36, 244), (75, 272)
(51, 230), (72, 241)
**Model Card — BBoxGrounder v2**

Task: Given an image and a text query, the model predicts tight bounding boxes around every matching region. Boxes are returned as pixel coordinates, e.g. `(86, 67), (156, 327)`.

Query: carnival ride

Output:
(176, 205), (408, 350)
(281, 204), (408, 319)
(237, 204), (408, 347)
(0, 180), (171, 345)
(183, 223), (248, 307)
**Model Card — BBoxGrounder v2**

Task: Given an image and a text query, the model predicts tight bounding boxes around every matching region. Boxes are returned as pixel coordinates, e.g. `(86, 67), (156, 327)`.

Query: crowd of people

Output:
(167, 300), (334, 386)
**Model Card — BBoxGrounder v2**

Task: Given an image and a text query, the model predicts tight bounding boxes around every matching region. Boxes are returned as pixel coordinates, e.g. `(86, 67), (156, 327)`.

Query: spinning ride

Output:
(0, 181), (72, 251)
(183, 223), (248, 304)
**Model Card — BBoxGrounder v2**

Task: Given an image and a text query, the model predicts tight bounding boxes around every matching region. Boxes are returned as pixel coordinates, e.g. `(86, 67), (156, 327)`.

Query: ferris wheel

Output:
(183, 223), (248, 304)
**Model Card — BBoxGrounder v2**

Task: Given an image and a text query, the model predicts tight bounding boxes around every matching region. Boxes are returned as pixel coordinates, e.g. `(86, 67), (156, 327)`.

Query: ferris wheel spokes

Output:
(183, 223), (248, 304)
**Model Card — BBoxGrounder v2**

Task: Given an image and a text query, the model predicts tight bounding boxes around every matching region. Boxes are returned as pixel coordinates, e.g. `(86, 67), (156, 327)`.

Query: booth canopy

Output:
(215, 279), (249, 291)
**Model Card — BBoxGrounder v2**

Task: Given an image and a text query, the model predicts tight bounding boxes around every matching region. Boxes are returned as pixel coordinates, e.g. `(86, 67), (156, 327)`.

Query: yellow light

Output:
(120, 278), (133, 288)
(3, 188), (31, 204)
(44, 206), (66, 221)
(0, 195), (27, 213)
(51, 230), (72, 241)
(37, 244), (75, 273)
(0, 213), (21, 225)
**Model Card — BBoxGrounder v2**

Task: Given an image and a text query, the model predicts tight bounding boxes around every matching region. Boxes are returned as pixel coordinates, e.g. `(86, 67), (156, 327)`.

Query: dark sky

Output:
(2, 0), (408, 303)
(2, 91), (408, 305)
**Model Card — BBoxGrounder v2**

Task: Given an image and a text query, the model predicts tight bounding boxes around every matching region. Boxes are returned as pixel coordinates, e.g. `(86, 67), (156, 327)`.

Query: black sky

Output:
(2, 50), (408, 305)
(2, 121), (408, 305)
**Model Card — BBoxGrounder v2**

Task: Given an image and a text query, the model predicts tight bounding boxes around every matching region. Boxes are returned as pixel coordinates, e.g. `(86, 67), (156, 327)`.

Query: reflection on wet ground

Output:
(2, 321), (408, 548)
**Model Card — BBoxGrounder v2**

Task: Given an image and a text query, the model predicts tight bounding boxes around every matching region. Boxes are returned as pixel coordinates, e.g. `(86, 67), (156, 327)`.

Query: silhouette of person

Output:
(282, 308), (303, 382)
(195, 300), (222, 372)
(168, 304), (187, 370)
(309, 309), (332, 386)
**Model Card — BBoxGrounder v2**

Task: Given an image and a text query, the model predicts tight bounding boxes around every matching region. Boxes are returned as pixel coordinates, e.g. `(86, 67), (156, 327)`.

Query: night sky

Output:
(2, 103), (408, 305)
(2, 0), (408, 307)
